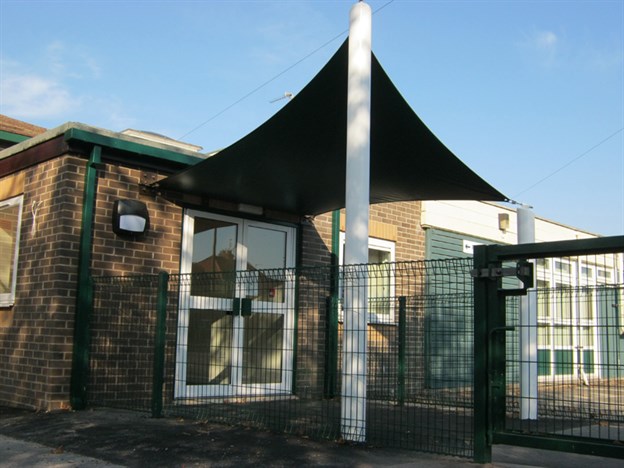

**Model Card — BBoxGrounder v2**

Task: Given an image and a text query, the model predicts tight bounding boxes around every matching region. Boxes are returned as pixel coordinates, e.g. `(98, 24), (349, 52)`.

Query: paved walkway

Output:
(0, 407), (622, 467)
(0, 434), (123, 467)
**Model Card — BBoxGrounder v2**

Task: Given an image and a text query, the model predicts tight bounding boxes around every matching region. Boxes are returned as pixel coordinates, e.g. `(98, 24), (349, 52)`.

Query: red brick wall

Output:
(88, 161), (184, 408)
(0, 153), (184, 410)
(372, 201), (425, 262)
(91, 162), (183, 277)
(296, 202), (427, 396)
(301, 201), (426, 267)
(0, 156), (83, 410)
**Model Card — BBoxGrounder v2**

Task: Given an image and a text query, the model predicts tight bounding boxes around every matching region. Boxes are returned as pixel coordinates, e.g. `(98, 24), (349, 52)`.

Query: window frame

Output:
(338, 233), (396, 324)
(0, 195), (23, 307)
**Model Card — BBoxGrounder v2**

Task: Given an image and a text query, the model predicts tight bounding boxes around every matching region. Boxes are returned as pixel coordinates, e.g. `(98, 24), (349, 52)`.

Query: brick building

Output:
(0, 116), (432, 410)
(0, 119), (201, 409)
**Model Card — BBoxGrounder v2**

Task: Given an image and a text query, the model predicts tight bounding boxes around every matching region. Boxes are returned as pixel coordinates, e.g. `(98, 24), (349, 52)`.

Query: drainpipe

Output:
(70, 145), (102, 410)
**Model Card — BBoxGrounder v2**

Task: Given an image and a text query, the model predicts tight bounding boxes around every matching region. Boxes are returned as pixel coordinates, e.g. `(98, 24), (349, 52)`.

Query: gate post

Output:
(151, 271), (169, 418)
(473, 245), (508, 463)
(473, 244), (492, 463)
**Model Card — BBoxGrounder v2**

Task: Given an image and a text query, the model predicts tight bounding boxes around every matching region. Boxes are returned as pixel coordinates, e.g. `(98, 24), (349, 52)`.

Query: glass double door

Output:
(175, 211), (296, 399)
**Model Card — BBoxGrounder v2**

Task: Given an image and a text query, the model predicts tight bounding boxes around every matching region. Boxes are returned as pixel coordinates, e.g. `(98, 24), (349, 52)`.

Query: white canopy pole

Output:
(342, 0), (372, 443)
(518, 205), (538, 420)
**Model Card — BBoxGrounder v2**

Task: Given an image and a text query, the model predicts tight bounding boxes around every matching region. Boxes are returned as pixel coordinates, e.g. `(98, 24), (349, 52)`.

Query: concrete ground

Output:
(0, 406), (622, 467)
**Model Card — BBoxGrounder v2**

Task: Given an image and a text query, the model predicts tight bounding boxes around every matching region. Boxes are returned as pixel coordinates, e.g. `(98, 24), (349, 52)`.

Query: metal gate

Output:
(473, 235), (624, 462)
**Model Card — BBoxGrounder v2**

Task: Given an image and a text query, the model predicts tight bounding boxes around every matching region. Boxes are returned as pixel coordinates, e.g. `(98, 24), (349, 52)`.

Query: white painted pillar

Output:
(341, 0), (372, 443)
(518, 206), (538, 420)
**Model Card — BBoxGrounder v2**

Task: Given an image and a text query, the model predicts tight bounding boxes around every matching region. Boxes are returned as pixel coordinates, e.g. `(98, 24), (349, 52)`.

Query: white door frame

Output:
(174, 210), (296, 399)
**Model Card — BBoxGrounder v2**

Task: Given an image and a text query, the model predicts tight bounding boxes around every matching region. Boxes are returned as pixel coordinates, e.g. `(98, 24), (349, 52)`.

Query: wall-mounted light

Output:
(498, 213), (510, 233)
(112, 200), (150, 236)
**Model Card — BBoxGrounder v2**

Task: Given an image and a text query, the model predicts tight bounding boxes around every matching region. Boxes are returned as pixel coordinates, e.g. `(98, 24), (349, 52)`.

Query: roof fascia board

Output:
(0, 136), (69, 178)
(63, 128), (204, 167)
(0, 122), (76, 160)
(0, 130), (30, 144)
(1, 122), (205, 168)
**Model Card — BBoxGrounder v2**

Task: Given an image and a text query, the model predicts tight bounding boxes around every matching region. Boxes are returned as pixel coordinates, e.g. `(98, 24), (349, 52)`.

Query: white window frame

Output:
(338, 233), (396, 324)
(0, 195), (23, 307)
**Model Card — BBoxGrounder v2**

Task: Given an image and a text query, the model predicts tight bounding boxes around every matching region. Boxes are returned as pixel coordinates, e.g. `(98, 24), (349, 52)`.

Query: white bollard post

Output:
(342, 0), (372, 443)
(518, 206), (538, 420)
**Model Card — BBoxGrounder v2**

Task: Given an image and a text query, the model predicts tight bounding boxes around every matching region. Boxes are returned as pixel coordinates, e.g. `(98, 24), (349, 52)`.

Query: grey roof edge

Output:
(430, 200), (602, 237)
(0, 121), (209, 163)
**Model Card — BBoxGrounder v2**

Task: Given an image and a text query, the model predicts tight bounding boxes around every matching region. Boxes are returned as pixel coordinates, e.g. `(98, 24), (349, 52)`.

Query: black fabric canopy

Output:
(156, 40), (506, 216)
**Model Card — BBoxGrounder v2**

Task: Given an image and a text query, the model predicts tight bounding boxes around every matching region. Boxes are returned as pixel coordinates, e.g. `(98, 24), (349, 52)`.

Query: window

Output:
(597, 268), (612, 282)
(537, 258), (550, 270)
(580, 265), (594, 281)
(339, 233), (396, 323)
(536, 279), (551, 320)
(554, 259), (572, 275)
(554, 282), (572, 320)
(0, 195), (23, 307)
(578, 289), (594, 320)
(535, 255), (610, 381)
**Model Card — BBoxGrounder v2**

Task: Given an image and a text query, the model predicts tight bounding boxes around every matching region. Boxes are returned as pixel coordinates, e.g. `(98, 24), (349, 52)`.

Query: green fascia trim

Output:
(63, 128), (204, 167)
(0, 130), (30, 144)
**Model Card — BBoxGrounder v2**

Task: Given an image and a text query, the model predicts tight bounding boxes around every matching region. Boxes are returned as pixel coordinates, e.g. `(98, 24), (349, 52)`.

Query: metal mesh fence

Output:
(502, 252), (624, 442)
(89, 275), (161, 412)
(90, 258), (476, 457)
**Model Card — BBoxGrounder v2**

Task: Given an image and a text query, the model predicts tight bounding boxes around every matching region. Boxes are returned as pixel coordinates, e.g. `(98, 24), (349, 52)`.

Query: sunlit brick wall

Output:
(0, 156), (83, 410)
(296, 201), (426, 397)
(301, 201), (426, 267)
(0, 152), (185, 411)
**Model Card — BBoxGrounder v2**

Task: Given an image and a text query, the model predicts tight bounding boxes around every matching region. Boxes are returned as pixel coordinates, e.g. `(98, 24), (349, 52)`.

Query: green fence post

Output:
(325, 295), (339, 398)
(291, 266), (300, 395)
(473, 245), (492, 463)
(397, 296), (406, 406)
(489, 291), (508, 441)
(323, 210), (341, 399)
(152, 271), (169, 418)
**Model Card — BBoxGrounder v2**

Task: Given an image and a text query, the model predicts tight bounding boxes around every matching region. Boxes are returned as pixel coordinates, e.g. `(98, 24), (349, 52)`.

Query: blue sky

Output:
(1, 0), (622, 236)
